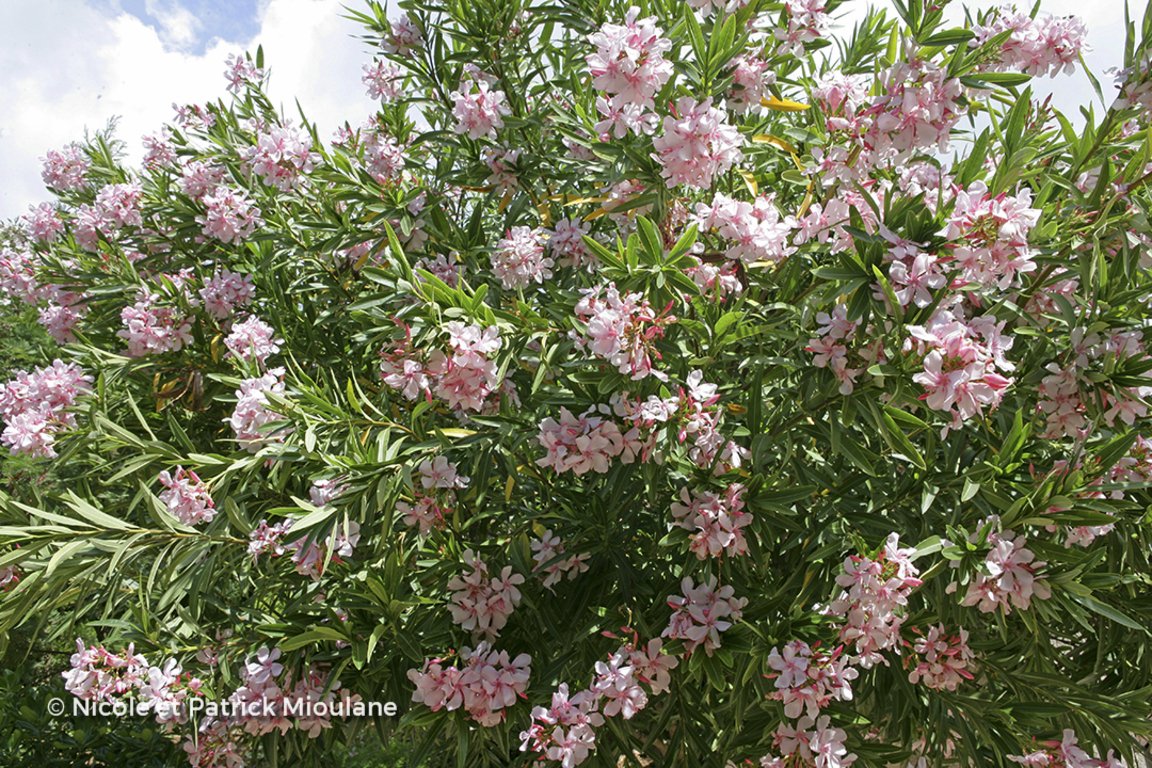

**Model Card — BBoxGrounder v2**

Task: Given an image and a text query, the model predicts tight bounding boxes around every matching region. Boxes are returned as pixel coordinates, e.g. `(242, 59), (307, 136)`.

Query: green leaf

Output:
(1068, 593), (1148, 633)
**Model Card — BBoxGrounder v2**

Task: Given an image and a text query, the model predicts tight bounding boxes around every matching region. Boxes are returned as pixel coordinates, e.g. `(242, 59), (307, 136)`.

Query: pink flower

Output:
(1, 360), (92, 458)
(41, 144), (90, 191)
(224, 316), (283, 366)
(199, 270), (255, 320)
(448, 550), (524, 639)
(22, 202), (65, 244)
(662, 575), (746, 655)
(197, 186), (264, 244)
(670, 484), (752, 559)
(536, 407), (626, 475)
(382, 14), (422, 55)
(117, 290), (194, 357)
(228, 368), (288, 452)
(158, 467), (216, 526)
(652, 97), (744, 190)
(243, 124), (319, 192)
(450, 81), (511, 140)
(973, 7), (1089, 78)
(179, 160), (226, 200)
(586, 7), (673, 114)
(363, 59), (405, 101)
(142, 128), (177, 171)
(224, 53), (266, 93)
(491, 226), (553, 288)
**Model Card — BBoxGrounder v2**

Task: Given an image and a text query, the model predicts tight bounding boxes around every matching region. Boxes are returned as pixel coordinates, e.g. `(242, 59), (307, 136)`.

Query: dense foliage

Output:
(2, 0), (1152, 766)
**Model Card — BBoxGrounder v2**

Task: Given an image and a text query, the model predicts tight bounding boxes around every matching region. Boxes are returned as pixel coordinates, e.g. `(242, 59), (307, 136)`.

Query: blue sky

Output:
(107, 0), (265, 53)
(0, 0), (379, 220)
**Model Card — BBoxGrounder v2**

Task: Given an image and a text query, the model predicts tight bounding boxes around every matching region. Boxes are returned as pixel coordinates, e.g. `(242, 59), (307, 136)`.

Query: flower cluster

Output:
(362, 59), (405, 102)
(906, 310), (1016, 435)
(0, 359), (92, 458)
(243, 125), (319, 192)
(407, 643), (532, 727)
(63, 639), (150, 701)
(943, 181), (1040, 290)
(73, 182), (145, 249)
(118, 289), (195, 357)
(952, 523), (1052, 614)
(585, 7), (672, 136)
(973, 6), (1089, 78)
(397, 456), (470, 536)
(158, 467), (216, 526)
(670, 484), (751, 559)
(38, 288), (89, 344)
(870, 53), (965, 164)
(63, 639), (202, 726)
(760, 715), (857, 768)
(546, 218), (596, 270)
(906, 624), (976, 691)
(199, 270), (255, 320)
(828, 533), (923, 668)
(536, 405), (631, 475)
(197, 186), (264, 244)
(773, 0), (833, 57)
(766, 641), (858, 720)
(142, 128), (178, 171)
(662, 575), (746, 656)
(652, 97), (744, 189)
(572, 282), (675, 380)
(1008, 730), (1126, 768)
(41, 144), (90, 191)
(491, 226), (553, 289)
(381, 14), (422, 55)
(520, 638), (677, 768)
(228, 368), (287, 452)
(224, 316), (283, 366)
(726, 52), (775, 113)
(173, 103), (217, 132)
(695, 192), (798, 266)
(1036, 328), (1150, 439)
(245, 496), (359, 580)
(519, 683), (604, 768)
(380, 322), (506, 413)
(218, 648), (361, 752)
(0, 248), (41, 303)
(530, 530), (590, 588)
(450, 81), (510, 140)
(448, 550), (525, 640)
(23, 202), (66, 244)
(224, 53), (266, 93)
(180, 160), (226, 200)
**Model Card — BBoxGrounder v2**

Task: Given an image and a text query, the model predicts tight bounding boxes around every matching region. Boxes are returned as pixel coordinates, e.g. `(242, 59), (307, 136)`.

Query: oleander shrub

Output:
(2, 0), (1152, 766)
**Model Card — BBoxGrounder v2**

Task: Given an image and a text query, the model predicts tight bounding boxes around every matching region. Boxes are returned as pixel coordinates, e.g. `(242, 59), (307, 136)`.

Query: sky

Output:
(0, 0), (1141, 223)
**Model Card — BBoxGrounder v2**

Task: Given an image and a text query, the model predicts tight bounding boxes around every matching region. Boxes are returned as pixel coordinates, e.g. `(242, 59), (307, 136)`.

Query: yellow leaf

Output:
(497, 191), (514, 213)
(537, 203), (552, 229)
(797, 188), (814, 219)
(558, 195), (610, 207)
(727, 403), (748, 414)
(439, 428), (477, 438)
(761, 96), (811, 112)
(737, 169), (758, 197)
(505, 476), (515, 503)
(751, 134), (798, 152)
(583, 207), (612, 222)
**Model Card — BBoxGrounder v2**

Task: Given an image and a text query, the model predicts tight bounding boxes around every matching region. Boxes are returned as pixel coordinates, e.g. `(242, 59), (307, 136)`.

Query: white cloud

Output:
(144, 0), (204, 51)
(0, 0), (378, 221)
